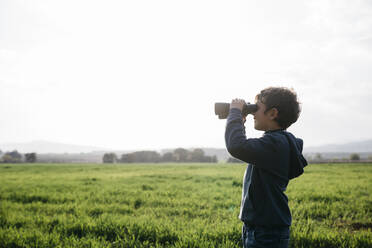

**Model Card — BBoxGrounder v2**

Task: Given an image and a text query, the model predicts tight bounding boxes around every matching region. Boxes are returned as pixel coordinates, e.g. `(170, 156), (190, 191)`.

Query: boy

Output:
(225, 87), (308, 248)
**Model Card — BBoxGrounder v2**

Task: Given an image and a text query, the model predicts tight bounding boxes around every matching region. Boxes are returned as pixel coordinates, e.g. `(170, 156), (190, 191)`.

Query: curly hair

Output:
(255, 87), (301, 129)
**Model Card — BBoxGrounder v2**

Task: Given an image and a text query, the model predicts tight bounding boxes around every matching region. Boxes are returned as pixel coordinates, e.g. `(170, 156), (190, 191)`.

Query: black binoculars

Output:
(214, 102), (258, 119)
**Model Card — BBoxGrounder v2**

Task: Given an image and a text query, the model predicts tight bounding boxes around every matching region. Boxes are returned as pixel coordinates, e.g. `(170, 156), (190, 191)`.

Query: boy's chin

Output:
(254, 124), (264, 131)
(254, 123), (268, 131)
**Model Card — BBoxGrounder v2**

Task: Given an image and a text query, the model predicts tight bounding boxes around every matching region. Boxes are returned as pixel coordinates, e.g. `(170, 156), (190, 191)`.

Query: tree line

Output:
(0, 150), (37, 163)
(103, 148), (218, 163)
(305, 152), (364, 162)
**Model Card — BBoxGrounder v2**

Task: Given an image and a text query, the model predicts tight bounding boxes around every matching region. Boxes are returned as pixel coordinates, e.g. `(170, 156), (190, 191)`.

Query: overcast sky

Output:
(1, 0), (371, 151)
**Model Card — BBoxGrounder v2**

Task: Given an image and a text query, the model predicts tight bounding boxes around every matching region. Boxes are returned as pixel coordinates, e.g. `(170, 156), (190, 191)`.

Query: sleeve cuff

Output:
(227, 108), (243, 123)
(229, 108), (242, 115)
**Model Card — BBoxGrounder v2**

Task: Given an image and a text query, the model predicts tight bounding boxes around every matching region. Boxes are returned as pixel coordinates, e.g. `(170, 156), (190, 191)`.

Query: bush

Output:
(102, 153), (118, 163)
(350, 153), (360, 161)
(1, 150), (22, 163)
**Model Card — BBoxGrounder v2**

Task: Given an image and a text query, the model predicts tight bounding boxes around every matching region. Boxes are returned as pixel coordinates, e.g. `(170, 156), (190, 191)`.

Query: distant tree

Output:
(191, 148), (205, 162)
(173, 148), (189, 162)
(162, 148), (219, 163)
(2, 150), (22, 163)
(120, 153), (134, 163)
(120, 151), (161, 163)
(119, 148), (218, 163)
(162, 152), (175, 162)
(201, 155), (218, 163)
(350, 153), (360, 161)
(134, 151), (161, 163)
(211, 155), (218, 163)
(315, 153), (322, 160)
(25, 153), (37, 163)
(102, 153), (117, 163)
(1, 155), (11, 163)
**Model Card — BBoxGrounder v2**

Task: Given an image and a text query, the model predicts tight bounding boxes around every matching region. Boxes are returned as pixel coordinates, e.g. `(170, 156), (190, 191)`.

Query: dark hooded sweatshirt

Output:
(225, 108), (308, 227)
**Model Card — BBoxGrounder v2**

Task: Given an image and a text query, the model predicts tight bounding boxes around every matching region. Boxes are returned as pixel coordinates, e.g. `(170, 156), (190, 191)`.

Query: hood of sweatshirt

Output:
(281, 131), (308, 179)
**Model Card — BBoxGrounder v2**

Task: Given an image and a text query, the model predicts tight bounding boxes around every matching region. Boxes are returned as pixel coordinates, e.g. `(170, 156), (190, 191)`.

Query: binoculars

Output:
(214, 102), (258, 119)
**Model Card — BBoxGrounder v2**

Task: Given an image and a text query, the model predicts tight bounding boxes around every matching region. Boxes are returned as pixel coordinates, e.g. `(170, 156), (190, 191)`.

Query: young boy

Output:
(225, 87), (308, 248)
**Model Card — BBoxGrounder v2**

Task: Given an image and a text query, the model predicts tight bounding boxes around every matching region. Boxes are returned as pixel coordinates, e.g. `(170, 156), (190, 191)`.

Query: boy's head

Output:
(253, 87), (301, 131)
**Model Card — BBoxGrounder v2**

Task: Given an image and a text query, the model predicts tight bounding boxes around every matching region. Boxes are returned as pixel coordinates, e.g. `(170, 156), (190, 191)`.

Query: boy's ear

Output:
(268, 108), (279, 120)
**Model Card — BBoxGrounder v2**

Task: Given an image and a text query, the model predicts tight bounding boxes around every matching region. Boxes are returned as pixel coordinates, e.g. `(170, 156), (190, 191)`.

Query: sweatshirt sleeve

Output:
(225, 108), (279, 169)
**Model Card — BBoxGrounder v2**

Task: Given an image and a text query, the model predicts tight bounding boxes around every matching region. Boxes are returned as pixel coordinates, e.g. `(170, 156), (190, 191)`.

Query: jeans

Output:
(242, 223), (290, 248)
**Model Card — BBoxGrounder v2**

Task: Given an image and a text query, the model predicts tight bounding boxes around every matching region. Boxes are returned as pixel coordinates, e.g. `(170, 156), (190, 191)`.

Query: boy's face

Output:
(252, 100), (280, 131)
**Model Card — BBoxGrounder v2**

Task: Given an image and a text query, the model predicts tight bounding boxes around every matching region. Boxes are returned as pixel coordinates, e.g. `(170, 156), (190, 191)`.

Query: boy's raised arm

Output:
(225, 108), (278, 167)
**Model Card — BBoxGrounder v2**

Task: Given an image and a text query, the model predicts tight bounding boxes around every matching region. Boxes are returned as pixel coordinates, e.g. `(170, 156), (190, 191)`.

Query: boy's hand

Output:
(230, 98), (246, 111)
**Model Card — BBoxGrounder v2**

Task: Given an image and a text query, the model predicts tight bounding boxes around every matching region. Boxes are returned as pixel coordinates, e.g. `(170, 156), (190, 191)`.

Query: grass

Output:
(0, 163), (371, 247)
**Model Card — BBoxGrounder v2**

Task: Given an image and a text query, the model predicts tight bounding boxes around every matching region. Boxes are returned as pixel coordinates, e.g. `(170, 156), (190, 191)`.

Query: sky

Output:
(1, 0), (372, 151)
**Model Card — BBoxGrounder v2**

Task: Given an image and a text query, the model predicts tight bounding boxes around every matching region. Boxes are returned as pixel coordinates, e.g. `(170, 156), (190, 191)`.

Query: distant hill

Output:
(304, 139), (372, 153)
(0, 140), (109, 154)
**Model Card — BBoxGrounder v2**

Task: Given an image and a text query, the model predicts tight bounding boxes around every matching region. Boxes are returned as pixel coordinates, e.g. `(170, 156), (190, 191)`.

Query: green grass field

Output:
(0, 163), (371, 248)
